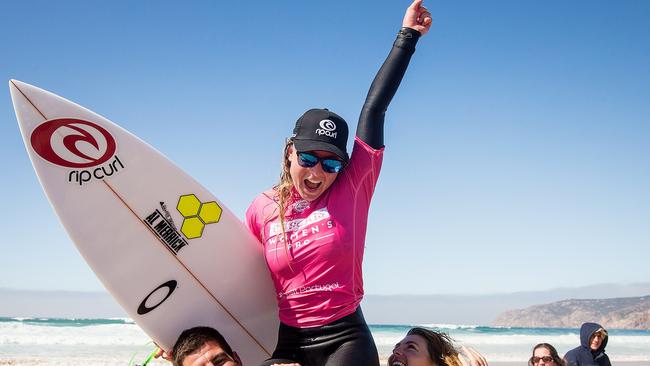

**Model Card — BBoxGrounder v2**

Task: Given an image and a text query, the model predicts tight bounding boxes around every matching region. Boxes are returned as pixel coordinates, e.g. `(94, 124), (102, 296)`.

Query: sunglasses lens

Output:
(322, 159), (343, 173)
(297, 152), (343, 173)
(298, 152), (318, 167)
(533, 356), (553, 363)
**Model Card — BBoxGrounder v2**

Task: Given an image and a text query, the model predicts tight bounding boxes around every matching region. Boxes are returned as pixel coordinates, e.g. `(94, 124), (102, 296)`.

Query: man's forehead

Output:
(199, 340), (224, 351)
(182, 341), (227, 366)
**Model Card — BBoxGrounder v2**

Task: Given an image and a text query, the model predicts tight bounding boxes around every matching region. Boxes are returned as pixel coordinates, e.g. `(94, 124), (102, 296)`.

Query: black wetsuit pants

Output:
(259, 307), (379, 366)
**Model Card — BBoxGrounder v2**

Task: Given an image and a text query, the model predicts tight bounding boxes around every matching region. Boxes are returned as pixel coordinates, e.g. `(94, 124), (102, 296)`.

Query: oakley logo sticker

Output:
(31, 118), (117, 168)
(137, 280), (178, 315)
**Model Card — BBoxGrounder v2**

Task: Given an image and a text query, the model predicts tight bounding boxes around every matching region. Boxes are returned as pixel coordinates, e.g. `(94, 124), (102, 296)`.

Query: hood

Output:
(580, 322), (608, 353)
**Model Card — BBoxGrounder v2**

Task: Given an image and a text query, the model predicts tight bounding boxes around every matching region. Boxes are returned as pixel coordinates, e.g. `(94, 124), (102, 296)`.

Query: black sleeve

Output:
(356, 27), (421, 149)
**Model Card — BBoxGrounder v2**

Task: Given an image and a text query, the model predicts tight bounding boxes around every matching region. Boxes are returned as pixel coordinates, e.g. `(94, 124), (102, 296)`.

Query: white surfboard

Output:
(9, 79), (279, 364)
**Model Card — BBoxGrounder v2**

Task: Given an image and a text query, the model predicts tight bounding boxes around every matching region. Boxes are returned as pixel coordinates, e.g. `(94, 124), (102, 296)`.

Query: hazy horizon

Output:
(3, 280), (650, 297)
(3, 282), (650, 325)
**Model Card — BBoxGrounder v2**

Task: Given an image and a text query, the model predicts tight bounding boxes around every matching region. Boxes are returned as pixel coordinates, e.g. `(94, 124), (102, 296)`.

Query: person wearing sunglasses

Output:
(528, 343), (565, 366)
(245, 1), (431, 365)
(389, 327), (488, 366)
(563, 323), (611, 366)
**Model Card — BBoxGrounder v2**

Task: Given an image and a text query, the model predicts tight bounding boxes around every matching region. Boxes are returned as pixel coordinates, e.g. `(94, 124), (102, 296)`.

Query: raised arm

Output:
(356, 0), (432, 149)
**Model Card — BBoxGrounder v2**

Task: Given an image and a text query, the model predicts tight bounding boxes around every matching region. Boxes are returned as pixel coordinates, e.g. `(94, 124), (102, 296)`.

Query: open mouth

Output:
(388, 355), (407, 366)
(304, 179), (321, 190)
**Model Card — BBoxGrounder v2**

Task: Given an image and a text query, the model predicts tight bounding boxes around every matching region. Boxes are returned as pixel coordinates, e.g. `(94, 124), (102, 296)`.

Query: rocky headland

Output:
(493, 295), (650, 329)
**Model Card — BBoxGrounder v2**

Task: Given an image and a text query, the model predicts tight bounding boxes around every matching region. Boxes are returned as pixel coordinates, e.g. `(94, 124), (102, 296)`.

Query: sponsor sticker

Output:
(30, 118), (125, 186)
(137, 280), (177, 315)
(176, 194), (222, 240)
(143, 194), (223, 254)
(144, 208), (189, 255)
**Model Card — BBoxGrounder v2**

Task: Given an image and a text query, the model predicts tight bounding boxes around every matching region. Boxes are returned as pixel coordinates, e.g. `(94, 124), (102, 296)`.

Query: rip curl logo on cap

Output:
(316, 119), (338, 138)
(30, 118), (117, 168)
(319, 119), (337, 131)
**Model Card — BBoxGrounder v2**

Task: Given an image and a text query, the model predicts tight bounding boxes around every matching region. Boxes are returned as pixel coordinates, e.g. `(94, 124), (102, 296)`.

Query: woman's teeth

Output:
(305, 179), (321, 190)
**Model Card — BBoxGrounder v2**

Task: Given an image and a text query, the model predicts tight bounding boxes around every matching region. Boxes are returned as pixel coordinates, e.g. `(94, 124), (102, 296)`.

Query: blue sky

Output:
(1, 0), (648, 295)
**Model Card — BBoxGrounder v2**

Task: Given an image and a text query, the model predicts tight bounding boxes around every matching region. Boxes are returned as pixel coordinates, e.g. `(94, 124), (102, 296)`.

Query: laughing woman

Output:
(389, 328), (488, 366)
(245, 1), (431, 365)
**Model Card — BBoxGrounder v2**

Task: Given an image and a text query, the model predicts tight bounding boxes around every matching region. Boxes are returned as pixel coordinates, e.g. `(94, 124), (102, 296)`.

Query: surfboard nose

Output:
(9, 79), (20, 96)
(9, 79), (29, 119)
(9, 79), (40, 93)
(9, 79), (29, 90)
(9, 79), (33, 104)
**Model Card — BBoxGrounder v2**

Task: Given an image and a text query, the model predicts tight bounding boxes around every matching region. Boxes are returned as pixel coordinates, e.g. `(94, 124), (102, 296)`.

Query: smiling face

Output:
(590, 331), (605, 351)
(288, 145), (340, 202)
(388, 334), (436, 366)
(532, 346), (555, 366)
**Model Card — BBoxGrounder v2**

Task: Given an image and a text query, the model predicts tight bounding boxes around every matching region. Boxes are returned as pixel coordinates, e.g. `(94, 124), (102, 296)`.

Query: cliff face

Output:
(493, 295), (650, 329)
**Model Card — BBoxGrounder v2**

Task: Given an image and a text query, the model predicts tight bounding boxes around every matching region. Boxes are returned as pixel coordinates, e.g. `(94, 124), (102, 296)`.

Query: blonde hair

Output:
(595, 328), (608, 337)
(274, 139), (294, 228)
(263, 139), (295, 271)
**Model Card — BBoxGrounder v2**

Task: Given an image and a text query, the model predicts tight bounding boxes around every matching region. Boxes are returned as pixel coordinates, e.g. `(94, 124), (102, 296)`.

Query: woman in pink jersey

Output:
(245, 1), (431, 365)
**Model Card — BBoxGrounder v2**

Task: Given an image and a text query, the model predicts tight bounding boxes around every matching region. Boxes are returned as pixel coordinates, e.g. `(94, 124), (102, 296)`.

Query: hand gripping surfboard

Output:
(9, 80), (278, 364)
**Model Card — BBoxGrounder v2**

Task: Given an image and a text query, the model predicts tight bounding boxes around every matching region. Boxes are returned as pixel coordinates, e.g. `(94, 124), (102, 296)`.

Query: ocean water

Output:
(1, 317), (649, 365)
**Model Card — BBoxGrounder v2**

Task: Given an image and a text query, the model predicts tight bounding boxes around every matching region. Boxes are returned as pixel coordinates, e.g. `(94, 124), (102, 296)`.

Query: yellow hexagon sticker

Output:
(177, 194), (201, 217)
(176, 194), (222, 240)
(181, 217), (205, 239)
(199, 201), (222, 224)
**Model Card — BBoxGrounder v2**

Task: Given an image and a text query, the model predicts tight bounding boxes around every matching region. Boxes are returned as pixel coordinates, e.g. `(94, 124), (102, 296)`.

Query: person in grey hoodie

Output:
(564, 322), (611, 366)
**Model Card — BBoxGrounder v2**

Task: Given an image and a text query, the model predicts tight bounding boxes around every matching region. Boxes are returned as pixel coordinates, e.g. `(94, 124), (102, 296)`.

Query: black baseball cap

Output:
(292, 108), (349, 164)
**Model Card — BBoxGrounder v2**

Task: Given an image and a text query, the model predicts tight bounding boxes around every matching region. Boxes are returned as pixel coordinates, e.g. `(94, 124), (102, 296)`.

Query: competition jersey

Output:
(245, 137), (383, 327)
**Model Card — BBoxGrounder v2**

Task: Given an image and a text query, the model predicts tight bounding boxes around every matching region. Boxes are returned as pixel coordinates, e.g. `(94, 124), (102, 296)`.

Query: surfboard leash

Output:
(128, 344), (160, 366)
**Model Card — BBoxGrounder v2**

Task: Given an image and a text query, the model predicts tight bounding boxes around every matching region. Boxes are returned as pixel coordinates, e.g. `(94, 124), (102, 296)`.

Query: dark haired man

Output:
(169, 326), (242, 366)
(159, 326), (298, 366)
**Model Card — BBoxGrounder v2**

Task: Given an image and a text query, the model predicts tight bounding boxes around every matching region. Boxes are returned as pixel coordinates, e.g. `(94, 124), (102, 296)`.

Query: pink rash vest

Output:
(245, 137), (383, 327)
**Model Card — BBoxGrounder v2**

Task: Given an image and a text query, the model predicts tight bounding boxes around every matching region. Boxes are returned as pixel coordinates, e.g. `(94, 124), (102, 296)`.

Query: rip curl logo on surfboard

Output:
(30, 118), (125, 186)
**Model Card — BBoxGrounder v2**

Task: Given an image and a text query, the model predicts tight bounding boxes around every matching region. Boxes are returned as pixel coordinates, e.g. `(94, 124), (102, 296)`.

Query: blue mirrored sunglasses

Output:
(297, 152), (344, 173)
